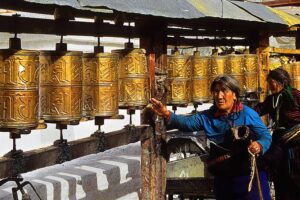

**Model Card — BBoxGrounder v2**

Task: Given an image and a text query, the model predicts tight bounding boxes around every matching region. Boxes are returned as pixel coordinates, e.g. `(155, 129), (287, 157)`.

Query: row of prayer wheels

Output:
(0, 47), (149, 131)
(282, 62), (300, 90)
(167, 51), (259, 105)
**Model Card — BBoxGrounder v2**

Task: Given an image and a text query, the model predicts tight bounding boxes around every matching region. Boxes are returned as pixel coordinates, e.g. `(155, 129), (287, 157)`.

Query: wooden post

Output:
(138, 19), (167, 200)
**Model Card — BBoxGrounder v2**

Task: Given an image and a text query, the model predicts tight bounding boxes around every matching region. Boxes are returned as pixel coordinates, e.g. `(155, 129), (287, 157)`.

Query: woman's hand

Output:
(149, 98), (170, 119)
(248, 141), (262, 155)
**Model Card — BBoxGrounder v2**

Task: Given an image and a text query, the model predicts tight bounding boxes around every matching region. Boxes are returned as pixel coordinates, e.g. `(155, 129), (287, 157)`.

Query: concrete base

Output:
(0, 142), (141, 200)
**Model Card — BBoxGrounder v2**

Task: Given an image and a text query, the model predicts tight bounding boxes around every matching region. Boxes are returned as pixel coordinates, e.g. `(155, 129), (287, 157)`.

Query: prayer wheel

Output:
(0, 49), (39, 130)
(82, 53), (97, 119)
(210, 55), (226, 90)
(244, 54), (259, 93)
(167, 51), (192, 105)
(210, 55), (226, 81)
(282, 63), (292, 77)
(39, 51), (83, 123)
(191, 51), (211, 103)
(226, 54), (245, 95)
(291, 62), (300, 90)
(211, 55), (226, 77)
(113, 48), (149, 108)
(82, 52), (119, 118)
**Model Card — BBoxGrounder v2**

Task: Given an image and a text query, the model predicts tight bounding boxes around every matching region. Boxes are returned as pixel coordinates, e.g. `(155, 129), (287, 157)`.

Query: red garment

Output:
(214, 103), (244, 118)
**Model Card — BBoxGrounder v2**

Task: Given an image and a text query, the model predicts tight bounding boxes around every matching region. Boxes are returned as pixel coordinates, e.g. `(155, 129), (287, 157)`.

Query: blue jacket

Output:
(167, 105), (271, 154)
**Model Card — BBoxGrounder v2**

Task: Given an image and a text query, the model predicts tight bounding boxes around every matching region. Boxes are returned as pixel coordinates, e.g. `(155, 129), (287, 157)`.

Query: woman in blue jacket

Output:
(150, 75), (272, 200)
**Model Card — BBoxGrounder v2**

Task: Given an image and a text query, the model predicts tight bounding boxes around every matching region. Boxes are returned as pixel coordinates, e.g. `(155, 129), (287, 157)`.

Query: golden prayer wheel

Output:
(209, 55), (227, 91)
(192, 78), (210, 103)
(113, 48), (149, 108)
(226, 54), (245, 95)
(167, 78), (191, 105)
(95, 82), (118, 116)
(167, 52), (192, 105)
(282, 64), (292, 77)
(226, 54), (244, 74)
(244, 54), (259, 93)
(244, 54), (258, 74)
(82, 53), (97, 118)
(167, 52), (192, 78)
(211, 55), (226, 77)
(293, 77), (300, 90)
(0, 50), (39, 130)
(191, 52), (211, 103)
(82, 52), (119, 118)
(291, 62), (300, 90)
(39, 51), (83, 123)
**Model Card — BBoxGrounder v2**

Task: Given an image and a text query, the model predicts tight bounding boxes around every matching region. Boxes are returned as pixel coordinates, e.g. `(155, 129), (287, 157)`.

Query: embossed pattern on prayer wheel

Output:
(167, 52), (192, 78)
(211, 55), (226, 77)
(282, 64), (292, 77)
(292, 62), (300, 90)
(244, 54), (258, 93)
(167, 78), (191, 105)
(244, 73), (258, 93)
(192, 78), (210, 103)
(293, 77), (300, 90)
(83, 53), (119, 118)
(226, 54), (244, 75)
(0, 50), (39, 130)
(167, 52), (192, 105)
(191, 52), (211, 103)
(113, 48), (149, 108)
(95, 53), (119, 116)
(82, 53), (97, 118)
(226, 54), (245, 95)
(39, 51), (83, 123)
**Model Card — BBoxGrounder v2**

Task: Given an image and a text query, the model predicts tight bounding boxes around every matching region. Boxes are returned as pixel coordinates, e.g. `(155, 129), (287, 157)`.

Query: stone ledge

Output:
(0, 142), (141, 200)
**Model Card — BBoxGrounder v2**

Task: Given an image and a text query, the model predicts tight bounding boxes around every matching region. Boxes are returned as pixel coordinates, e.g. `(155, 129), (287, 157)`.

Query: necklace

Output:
(272, 93), (282, 109)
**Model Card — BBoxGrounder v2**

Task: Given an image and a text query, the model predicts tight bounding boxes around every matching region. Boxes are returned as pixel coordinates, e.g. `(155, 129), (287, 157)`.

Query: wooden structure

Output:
(262, 0), (300, 7)
(0, 0), (299, 199)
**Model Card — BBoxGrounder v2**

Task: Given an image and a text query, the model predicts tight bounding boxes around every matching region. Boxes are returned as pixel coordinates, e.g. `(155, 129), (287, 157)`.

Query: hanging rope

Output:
(248, 149), (264, 200)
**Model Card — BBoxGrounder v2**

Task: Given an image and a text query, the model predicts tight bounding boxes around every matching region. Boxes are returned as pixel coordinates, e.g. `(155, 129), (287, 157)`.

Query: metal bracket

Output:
(0, 177), (42, 200)
(54, 124), (71, 164)
(91, 130), (107, 153)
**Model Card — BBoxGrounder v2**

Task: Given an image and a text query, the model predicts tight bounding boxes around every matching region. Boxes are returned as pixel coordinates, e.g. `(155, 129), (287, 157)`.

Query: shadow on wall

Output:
(0, 142), (141, 200)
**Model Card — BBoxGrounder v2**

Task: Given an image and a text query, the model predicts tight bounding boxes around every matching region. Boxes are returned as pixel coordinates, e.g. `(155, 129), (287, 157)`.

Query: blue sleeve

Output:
(167, 112), (204, 132)
(246, 107), (272, 154)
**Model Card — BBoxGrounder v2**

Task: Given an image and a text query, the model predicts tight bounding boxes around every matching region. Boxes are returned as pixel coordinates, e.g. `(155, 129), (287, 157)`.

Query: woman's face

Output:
(212, 83), (237, 114)
(267, 78), (283, 94)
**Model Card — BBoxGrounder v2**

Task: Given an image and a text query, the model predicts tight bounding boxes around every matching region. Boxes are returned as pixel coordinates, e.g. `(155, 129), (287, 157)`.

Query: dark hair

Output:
(267, 68), (291, 87)
(268, 68), (298, 109)
(210, 75), (240, 98)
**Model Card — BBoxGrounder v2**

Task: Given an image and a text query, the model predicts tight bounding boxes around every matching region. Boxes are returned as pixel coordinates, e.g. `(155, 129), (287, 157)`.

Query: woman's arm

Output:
(167, 112), (204, 132)
(254, 96), (271, 116)
(248, 109), (272, 154)
(149, 98), (204, 132)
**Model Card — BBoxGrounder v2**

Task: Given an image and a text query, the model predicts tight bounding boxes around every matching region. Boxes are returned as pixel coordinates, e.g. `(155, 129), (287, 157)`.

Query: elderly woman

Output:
(150, 75), (272, 200)
(255, 68), (300, 200)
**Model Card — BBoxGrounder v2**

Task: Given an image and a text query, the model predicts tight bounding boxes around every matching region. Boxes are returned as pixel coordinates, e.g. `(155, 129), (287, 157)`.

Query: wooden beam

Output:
(262, 0), (300, 7)
(0, 15), (138, 38)
(167, 27), (249, 38)
(263, 46), (300, 55)
(167, 37), (249, 47)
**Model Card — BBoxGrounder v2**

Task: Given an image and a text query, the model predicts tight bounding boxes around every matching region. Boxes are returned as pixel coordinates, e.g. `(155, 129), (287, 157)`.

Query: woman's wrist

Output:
(164, 110), (171, 122)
